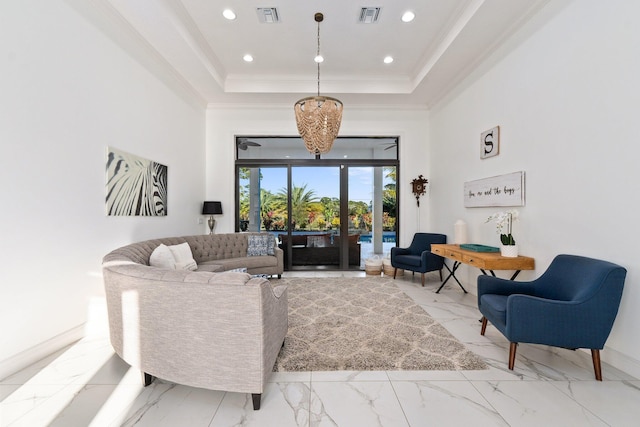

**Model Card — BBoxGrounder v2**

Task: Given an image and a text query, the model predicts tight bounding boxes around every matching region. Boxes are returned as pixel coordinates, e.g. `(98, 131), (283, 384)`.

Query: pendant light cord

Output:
(317, 19), (321, 97)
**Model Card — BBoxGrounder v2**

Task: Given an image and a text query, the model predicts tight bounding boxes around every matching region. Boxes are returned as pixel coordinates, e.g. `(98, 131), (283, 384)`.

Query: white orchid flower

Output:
(486, 209), (519, 245)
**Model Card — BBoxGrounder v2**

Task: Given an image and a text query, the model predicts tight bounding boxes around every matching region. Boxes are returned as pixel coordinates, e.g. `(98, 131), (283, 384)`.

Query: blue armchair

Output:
(391, 233), (446, 287)
(478, 254), (626, 380)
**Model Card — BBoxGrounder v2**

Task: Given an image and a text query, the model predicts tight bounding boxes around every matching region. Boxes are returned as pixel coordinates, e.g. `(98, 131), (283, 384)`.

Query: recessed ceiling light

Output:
(314, 54), (324, 63)
(401, 11), (415, 23)
(384, 56), (394, 64)
(243, 54), (254, 62)
(223, 9), (236, 20)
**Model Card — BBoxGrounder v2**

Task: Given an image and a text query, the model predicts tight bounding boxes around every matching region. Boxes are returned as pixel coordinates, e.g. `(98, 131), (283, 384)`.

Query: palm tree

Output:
(260, 189), (277, 217)
(383, 166), (396, 197)
(238, 167), (251, 220)
(260, 189), (279, 230)
(276, 183), (318, 229)
(384, 166), (396, 187)
(383, 166), (397, 217)
(320, 197), (339, 229)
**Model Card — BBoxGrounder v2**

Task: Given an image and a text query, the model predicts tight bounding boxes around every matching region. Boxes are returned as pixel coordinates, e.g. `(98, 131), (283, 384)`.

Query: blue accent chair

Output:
(478, 254), (626, 380)
(391, 233), (446, 287)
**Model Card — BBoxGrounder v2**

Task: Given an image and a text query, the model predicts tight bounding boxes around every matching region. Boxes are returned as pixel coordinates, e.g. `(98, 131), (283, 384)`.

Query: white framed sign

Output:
(464, 171), (525, 207)
(480, 126), (500, 159)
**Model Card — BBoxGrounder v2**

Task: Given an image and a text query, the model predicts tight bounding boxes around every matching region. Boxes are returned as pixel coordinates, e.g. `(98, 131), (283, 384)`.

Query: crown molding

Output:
(223, 74), (414, 94)
(206, 102), (429, 112)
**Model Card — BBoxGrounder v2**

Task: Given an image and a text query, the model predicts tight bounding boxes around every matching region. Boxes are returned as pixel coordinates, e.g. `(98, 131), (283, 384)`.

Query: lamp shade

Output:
(202, 201), (222, 215)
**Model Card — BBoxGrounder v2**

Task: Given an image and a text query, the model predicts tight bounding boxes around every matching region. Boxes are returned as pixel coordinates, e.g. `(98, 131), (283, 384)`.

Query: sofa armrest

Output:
(103, 266), (287, 394)
(421, 250), (444, 270)
(275, 247), (284, 271)
(391, 247), (410, 257)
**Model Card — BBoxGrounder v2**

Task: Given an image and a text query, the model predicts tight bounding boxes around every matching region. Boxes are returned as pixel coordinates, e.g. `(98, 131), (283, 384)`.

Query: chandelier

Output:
(294, 13), (343, 155)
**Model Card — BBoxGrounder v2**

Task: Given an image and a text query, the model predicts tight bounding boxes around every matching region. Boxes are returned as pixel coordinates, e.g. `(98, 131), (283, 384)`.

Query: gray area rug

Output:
(273, 276), (487, 372)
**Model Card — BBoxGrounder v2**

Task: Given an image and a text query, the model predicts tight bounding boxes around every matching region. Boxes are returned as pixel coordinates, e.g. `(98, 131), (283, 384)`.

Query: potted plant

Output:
(486, 209), (519, 257)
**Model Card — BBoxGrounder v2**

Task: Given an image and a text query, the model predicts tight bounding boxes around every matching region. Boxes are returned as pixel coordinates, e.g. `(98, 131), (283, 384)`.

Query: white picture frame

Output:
(464, 171), (525, 207)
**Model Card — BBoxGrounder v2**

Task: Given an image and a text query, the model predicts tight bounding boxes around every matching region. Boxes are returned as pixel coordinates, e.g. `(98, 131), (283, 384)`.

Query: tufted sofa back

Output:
(186, 234), (252, 263)
(103, 233), (275, 265)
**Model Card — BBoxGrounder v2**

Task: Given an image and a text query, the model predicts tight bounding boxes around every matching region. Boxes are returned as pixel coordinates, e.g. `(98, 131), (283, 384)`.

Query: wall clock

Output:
(411, 175), (428, 206)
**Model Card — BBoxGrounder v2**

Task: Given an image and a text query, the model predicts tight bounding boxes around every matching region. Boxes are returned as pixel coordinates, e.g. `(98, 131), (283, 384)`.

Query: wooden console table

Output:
(430, 244), (535, 293)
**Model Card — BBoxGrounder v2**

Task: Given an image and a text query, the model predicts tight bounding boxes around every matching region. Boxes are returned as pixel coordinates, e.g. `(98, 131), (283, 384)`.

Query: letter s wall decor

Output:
(480, 126), (500, 159)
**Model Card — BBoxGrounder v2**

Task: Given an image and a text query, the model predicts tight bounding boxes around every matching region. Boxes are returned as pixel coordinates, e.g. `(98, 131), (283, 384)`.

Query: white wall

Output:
(429, 0), (640, 374)
(206, 106), (430, 246)
(0, 0), (206, 376)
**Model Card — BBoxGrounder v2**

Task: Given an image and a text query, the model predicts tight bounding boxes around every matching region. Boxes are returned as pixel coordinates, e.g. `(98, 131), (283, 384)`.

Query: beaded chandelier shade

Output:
(294, 13), (343, 155)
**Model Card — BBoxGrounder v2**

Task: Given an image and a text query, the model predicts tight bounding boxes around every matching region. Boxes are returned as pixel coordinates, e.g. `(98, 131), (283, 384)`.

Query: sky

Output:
(256, 166), (393, 204)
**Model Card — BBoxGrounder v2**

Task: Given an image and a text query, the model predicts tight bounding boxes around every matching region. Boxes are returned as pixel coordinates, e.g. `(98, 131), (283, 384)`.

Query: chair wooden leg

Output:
(591, 349), (603, 381)
(421, 273), (425, 287)
(508, 343), (518, 370)
(480, 317), (487, 335)
(393, 267), (397, 279)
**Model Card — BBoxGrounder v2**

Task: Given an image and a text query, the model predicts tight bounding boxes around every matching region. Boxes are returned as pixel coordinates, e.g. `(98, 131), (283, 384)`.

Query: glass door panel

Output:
(289, 166), (340, 267)
(237, 167), (288, 233)
(348, 166), (397, 266)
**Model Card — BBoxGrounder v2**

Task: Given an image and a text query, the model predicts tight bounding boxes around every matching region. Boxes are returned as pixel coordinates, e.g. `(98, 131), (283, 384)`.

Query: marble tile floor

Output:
(2, 271), (639, 426)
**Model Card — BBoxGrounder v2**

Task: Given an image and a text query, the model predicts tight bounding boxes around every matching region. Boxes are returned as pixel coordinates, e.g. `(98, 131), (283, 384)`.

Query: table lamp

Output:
(202, 201), (222, 234)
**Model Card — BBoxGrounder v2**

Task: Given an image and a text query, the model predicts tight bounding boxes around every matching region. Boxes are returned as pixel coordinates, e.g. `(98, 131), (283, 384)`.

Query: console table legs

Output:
(436, 261), (468, 294)
(436, 257), (522, 294)
(480, 269), (522, 280)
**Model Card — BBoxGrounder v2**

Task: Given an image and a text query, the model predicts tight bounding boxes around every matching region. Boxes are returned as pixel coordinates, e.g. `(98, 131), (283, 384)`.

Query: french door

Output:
(235, 136), (398, 271)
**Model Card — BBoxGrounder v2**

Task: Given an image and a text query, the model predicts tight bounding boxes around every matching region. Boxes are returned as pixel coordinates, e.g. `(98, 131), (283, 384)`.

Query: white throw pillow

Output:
(175, 260), (197, 271)
(149, 244), (176, 269)
(169, 242), (198, 271)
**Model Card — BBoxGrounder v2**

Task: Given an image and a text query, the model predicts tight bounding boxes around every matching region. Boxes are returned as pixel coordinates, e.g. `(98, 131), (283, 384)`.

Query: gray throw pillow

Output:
(266, 234), (275, 255)
(247, 234), (275, 256)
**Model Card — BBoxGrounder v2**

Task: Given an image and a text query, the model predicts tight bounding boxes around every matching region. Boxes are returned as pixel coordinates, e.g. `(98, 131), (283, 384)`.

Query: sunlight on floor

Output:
(1, 296), (121, 427)
(87, 368), (143, 427)
(1, 336), (114, 426)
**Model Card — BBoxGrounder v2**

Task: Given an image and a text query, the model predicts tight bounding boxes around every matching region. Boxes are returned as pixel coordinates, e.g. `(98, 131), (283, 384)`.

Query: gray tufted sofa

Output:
(103, 233), (283, 277)
(102, 233), (287, 410)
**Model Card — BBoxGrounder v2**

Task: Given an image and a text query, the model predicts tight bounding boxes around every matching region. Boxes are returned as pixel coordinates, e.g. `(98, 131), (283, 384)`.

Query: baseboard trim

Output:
(0, 324), (86, 381)
(601, 346), (640, 379)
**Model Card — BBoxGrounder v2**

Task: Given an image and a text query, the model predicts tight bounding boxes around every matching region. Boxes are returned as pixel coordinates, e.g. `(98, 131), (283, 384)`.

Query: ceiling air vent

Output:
(359, 7), (381, 24)
(257, 7), (280, 23)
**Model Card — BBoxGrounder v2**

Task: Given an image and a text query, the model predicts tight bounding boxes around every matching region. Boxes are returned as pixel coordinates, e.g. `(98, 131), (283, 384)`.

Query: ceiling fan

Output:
(382, 142), (397, 151)
(237, 138), (262, 150)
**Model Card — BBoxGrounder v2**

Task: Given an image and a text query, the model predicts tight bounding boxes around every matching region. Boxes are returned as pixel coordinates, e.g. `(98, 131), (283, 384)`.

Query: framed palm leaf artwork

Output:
(106, 147), (167, 216)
